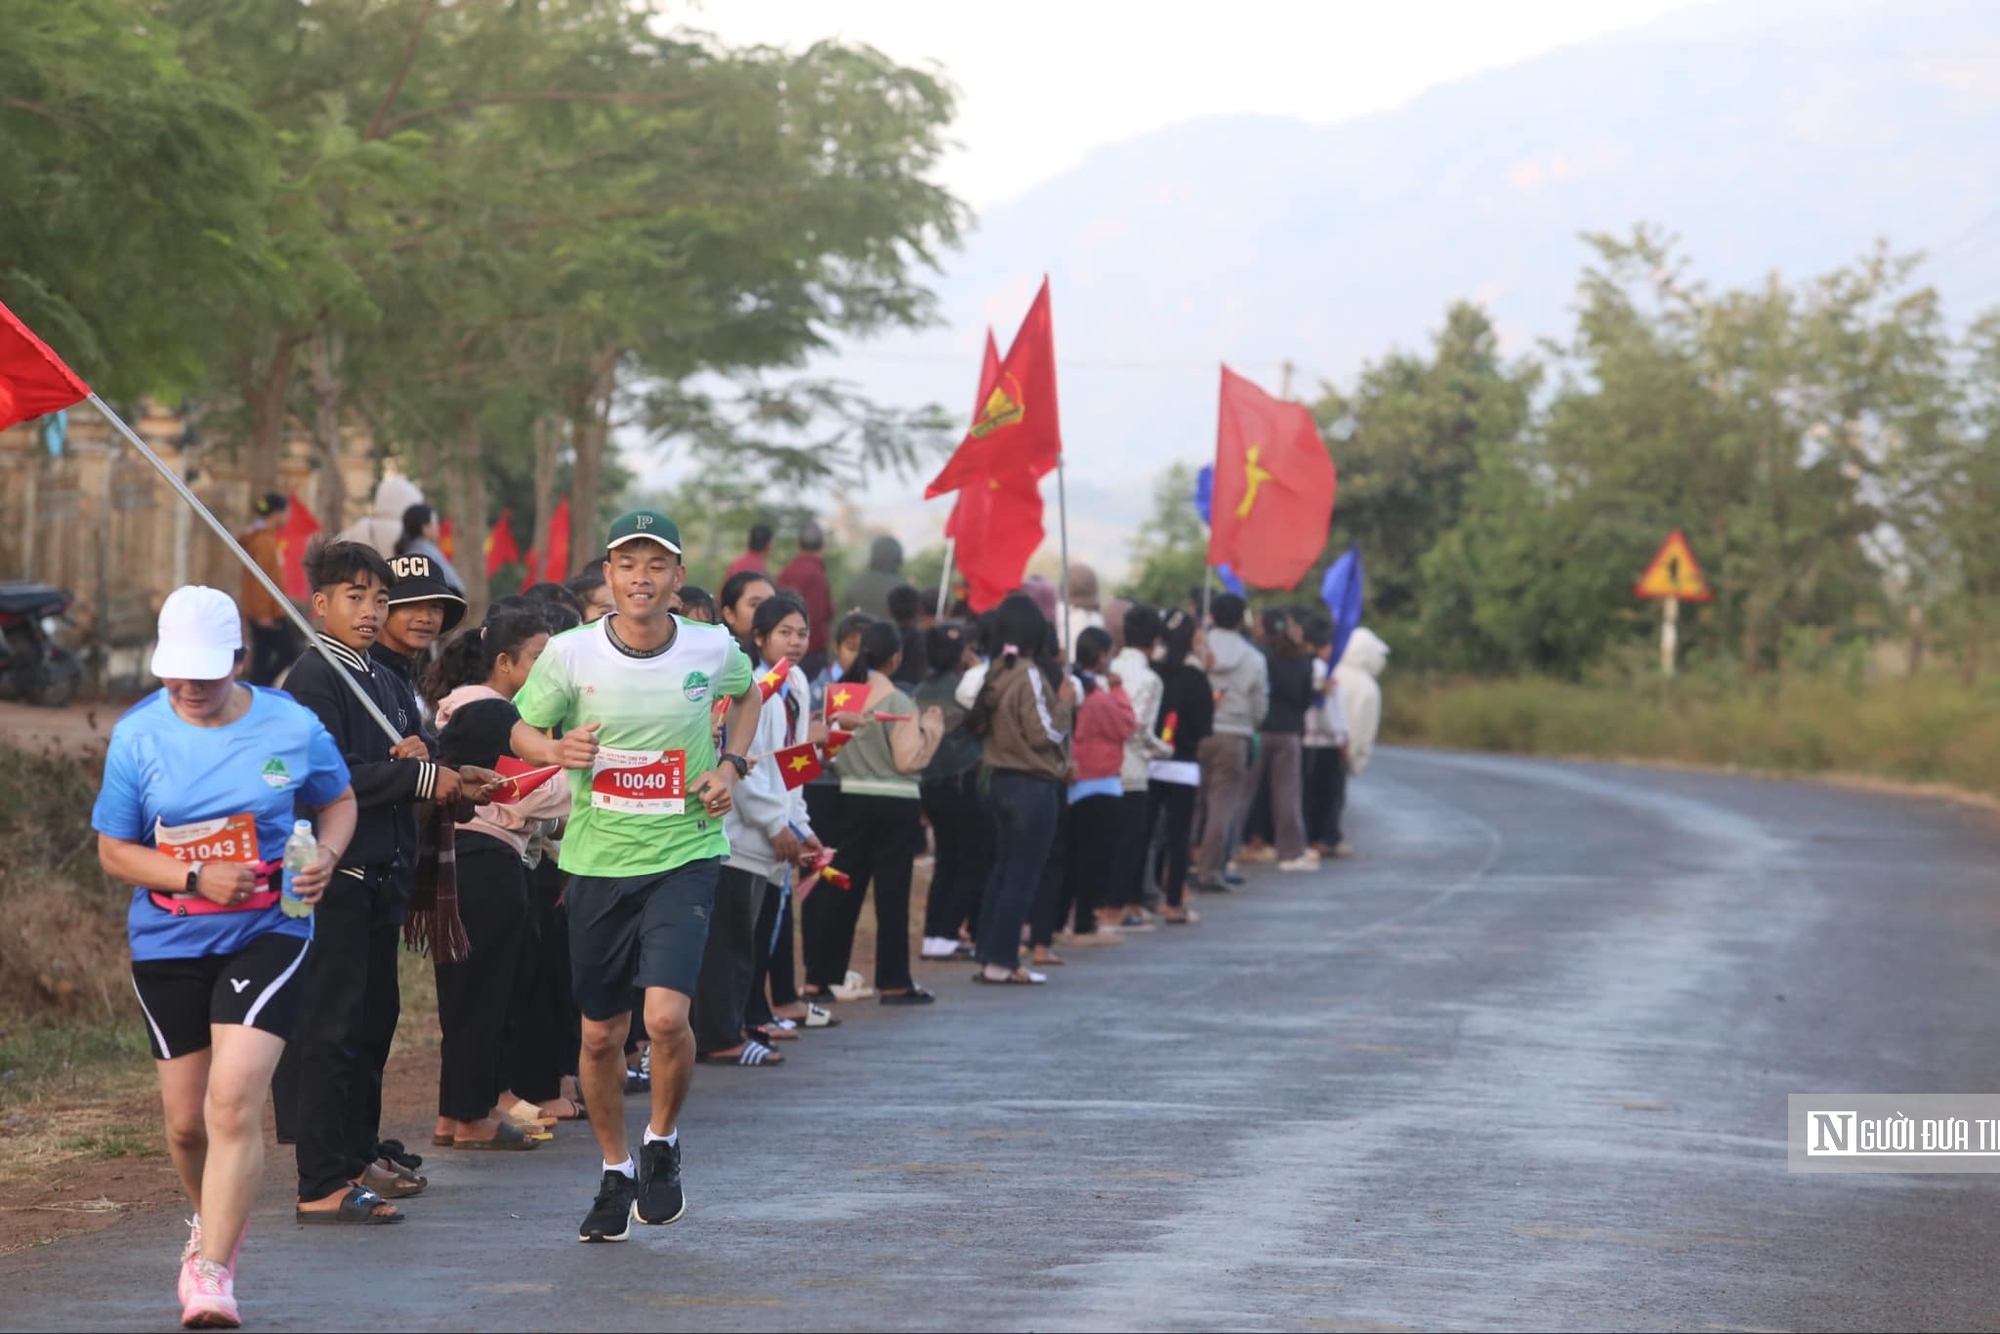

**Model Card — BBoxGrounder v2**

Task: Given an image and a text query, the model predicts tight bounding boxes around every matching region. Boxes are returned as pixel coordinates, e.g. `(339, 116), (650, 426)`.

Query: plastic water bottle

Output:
(281, 820), (317, 919)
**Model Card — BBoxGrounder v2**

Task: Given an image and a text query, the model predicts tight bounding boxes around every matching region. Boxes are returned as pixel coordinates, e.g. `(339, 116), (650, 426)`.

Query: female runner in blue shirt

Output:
(93, 586), (357, 1330)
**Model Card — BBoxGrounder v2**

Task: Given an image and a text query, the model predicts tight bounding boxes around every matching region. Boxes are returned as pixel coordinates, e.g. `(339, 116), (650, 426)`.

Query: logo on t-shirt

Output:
(682, 670), (711, 703)
(260, 757), (292, 790)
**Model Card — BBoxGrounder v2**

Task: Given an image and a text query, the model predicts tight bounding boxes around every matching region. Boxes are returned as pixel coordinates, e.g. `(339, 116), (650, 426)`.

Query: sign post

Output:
(1634, 530), (1712, 677)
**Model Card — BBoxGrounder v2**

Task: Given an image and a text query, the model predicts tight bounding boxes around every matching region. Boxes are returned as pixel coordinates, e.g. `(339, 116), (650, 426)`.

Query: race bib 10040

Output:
(589, 747), (687, 815)
(156, 812), (259, 864)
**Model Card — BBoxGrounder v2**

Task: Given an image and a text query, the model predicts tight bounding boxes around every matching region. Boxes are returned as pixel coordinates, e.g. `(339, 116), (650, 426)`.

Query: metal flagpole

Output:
(937, 535), (955, 619)
(1056, 456), (1072, 659)
(89, 393), (405, 744)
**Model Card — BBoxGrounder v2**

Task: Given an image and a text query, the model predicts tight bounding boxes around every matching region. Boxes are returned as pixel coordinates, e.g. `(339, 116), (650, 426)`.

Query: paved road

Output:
(8, 749), (2000, 1332)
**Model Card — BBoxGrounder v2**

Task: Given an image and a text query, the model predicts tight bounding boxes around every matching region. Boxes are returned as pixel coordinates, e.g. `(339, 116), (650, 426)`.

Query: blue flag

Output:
(1319, 545), (1364, 661)
(1192, 465), (1245, 597)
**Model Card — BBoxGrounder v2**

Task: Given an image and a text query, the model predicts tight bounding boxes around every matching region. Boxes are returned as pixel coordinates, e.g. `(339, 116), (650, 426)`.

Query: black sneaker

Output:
(579, 1170), (637, 1243)
(635, 1139), (686, 1225)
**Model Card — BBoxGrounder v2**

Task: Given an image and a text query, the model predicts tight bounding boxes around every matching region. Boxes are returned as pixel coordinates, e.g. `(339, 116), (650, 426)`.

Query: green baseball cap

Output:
(605, 509), (682, 555)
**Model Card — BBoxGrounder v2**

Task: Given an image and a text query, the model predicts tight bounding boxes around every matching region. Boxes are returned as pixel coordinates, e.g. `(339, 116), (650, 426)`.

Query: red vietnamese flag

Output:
(439, 517), (456, 562)
(1208, 365), (1336, 590)
(542, 497), (571, 584)
(488, 755), (563, 804)
(276, 493), (321, 600)
(774, 742), (824, 790)
(485, 508), (521, 578)
(0, 301), (91, 432)
(1160, 711), (1178, 746)
(755, 661), (788, 702)
(946, 328), (1045, 613)
(924, 279), (1061, 498)
(825, 680), (867, 719)
(821, 726), (856, 759)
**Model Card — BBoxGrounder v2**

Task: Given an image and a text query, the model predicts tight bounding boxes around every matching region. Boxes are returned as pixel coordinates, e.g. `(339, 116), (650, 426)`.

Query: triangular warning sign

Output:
(1635, 530), (1712, 602)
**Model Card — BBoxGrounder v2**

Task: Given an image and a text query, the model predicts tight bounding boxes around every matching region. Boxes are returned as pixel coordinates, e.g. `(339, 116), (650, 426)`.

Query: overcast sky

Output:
(680, 0), (1707, 208)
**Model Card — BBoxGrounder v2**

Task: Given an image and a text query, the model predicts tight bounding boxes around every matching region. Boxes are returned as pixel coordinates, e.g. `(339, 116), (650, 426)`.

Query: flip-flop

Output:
(973, 968), (1047, 986)
(800, 1003), (840, 1029)
(698, 1039), (783, 1066)
(507, 1099), (560, 1128)
(454, 1122), (539, 1151)
(879, 985), (937, 1005)
(296, 1186), (403, 1225)
(538, 1095), (589, 1120)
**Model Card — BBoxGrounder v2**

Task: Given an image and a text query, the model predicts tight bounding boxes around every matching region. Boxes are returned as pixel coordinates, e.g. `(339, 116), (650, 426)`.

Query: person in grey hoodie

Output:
(1193, 592), (1269, 889)
(843, 535), (905, 620)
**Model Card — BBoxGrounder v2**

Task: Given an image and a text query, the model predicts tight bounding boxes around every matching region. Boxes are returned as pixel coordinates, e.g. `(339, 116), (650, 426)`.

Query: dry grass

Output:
(1384, 672), (2000, 798)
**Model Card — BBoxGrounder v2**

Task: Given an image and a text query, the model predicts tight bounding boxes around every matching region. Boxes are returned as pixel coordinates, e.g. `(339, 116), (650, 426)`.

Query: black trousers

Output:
(507, 855), (578, 1100)
(1304, 746), (1348, 847)
(746, 877), (793, 1028)
(920, 770), (988, 940)
(805, 793), (922, 991)
(1059, 793), (1123, 936)
(1106, 789), (1151, 910)
(1147, 781), (1198, 909)
(290, 865), (404, 1200)
(692, 866), (766, 1054)
(434, 837), (529, 1122)
(1029, 798), (1072, 947)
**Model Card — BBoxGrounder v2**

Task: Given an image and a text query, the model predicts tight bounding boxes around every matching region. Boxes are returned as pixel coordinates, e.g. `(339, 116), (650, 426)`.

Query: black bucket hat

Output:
(384, 552), (467, 632)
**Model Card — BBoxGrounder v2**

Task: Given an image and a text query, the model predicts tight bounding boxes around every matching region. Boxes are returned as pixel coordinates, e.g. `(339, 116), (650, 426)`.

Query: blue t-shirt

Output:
(93, 687), (351, 962)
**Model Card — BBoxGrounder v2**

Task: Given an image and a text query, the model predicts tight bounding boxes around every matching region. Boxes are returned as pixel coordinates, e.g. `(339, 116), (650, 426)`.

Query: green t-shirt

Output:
(514, 615), (755, 878)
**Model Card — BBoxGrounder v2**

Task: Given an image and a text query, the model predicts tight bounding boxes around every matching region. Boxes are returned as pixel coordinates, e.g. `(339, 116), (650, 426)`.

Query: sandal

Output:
(699, 1039), (783, 1066)
(973, 968), (1047, 986)
(357, 1161), (425, 1199)
(296, 1185), (403, 1225)
(375, 1140), (423, 1173)
(453, 1122), (539, 1152)
(879, 985), (936, 1006)
(800, 1003), (840, 1029)
(1162, 907), (1200, 925)
(747, 1023), (797, 1044)
(507, 1099), (560, 1128)
(538, 1095), (588, 1121)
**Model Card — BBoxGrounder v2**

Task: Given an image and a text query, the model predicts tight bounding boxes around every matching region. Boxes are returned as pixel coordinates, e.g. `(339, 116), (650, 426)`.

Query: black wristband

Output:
(719, 752), (749, 780)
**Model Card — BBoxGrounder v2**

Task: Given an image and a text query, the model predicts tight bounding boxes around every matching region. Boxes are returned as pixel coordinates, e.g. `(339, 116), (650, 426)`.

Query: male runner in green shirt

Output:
(511, 509), (763, 1242)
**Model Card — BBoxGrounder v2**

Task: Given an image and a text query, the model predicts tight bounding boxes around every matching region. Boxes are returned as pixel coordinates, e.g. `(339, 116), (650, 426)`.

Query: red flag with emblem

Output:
(774, 742), (824, 790)
(1208, 365), (1336, 590)
(924, 280), (1061, 498)
(276, 493), (321, 600)
(485, 508), (520, 578)
(0, 301), (90, 432)
(755, 661), (788, 702)
(945, 328), (1045, 612)
(542, 497), (571, 584)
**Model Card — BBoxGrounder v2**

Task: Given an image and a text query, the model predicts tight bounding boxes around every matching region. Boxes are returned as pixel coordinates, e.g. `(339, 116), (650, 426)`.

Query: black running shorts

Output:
(130, 931), (312, 1061)
(567, 859), (720, 1020)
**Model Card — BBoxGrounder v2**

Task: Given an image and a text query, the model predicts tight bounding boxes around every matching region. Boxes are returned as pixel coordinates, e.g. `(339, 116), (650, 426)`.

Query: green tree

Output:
(1122, 462), (1209, 610)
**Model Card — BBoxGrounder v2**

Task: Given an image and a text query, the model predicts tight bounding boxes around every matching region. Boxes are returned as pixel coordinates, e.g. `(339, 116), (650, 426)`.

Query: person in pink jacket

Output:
(1047, 626), (1137, 959)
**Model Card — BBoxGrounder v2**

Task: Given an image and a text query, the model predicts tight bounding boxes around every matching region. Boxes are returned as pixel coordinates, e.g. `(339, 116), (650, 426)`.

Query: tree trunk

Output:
(1964, 594), (1984, 687)
(530, 414), (558, 567)
(568, 348), (619, 543)
(445, 411), (490, 617)
(1906, 602), (1925, 679)
(242, 333), (303, 497)
(308, 331), (347, 531)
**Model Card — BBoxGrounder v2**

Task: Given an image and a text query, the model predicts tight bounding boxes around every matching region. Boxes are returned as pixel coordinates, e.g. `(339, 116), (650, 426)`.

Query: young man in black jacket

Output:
(281, 540), (463, 1223)
(373, 553), (465, 714)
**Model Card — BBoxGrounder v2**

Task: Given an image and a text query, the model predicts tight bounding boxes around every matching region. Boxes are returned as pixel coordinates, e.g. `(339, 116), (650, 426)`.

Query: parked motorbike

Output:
(0, 582), (85, 708)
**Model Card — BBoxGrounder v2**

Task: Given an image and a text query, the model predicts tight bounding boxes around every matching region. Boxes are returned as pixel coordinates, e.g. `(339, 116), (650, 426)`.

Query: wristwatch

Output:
(185, 861), (204, 895)
(719, 752), (749, 780)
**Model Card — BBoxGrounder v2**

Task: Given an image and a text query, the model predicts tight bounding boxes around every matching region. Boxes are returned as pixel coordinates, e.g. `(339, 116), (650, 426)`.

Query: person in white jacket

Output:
(1330, 627), (1389, 855)
(711, 593), (826, 1061)
(339, 474), (426, 559)
(1102, 604), (1170, 927)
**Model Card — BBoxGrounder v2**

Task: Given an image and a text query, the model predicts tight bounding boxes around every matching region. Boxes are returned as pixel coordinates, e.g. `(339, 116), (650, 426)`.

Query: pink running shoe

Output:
(180, 1258), (240, 1330)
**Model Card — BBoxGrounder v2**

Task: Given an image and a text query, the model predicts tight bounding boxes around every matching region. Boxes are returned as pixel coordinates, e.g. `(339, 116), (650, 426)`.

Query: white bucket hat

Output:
(151, 585), (243, 681)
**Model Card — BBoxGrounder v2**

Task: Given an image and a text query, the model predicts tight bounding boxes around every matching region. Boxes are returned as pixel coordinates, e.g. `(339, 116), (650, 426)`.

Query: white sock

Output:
(644, 1125), (678, 1147)
(605, 1157), (636, 1179)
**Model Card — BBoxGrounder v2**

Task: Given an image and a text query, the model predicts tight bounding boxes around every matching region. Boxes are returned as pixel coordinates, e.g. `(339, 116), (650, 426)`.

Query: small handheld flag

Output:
(825, 682), (867, 718)
(796, 845), (848, 901)
(775, 742), (824, 790)
(1160, 711), (1179, 746)
(868, 712), (913, 723)
(821, 726), (856, 760)
(756, 662), (789, 702)
(489, 756), (564, 804)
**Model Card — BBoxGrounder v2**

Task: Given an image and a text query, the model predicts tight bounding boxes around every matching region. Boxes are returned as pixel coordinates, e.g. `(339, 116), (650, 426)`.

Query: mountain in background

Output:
(719, 0), (2000, 579)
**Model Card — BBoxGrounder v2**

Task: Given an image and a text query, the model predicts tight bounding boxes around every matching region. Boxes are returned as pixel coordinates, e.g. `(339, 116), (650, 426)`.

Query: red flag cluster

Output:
(1207, 366), (1336, 590)
(926, 280), (1060, 613)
